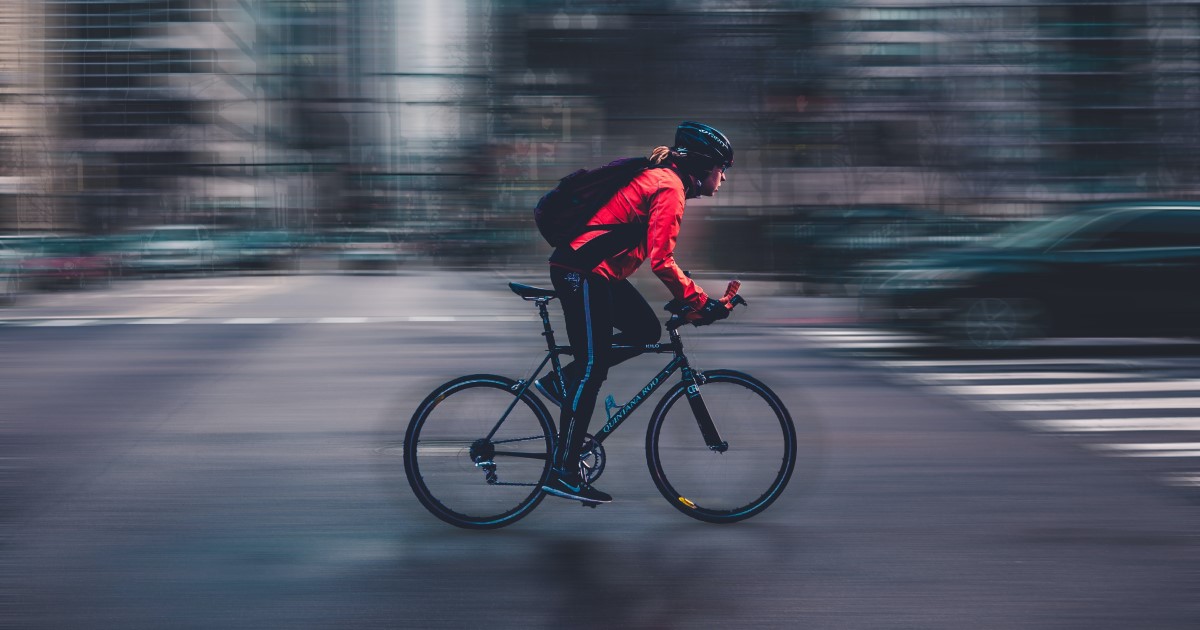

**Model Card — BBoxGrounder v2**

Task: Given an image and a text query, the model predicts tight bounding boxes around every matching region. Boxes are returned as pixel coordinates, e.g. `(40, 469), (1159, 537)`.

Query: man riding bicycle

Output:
(539, 121), (736, 504)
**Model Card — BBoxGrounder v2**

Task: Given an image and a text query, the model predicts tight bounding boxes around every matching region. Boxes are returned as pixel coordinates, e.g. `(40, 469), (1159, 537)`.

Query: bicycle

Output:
(403, 280), (798, 529)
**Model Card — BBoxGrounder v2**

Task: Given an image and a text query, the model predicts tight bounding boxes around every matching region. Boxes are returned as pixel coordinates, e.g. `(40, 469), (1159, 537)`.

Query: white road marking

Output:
(1023, 418), (1200, 432)
(879, 358), (1137, 369)
(1163, 474), (1200, 487)
(914, 372), (1142, 382)
(0, 315), (540, 326)
(803, 341), (925, 349)
(791, 329), (921, 339)
(988, 398), (1200, 412)
(941, 380), (1200, 396)
(28, 319), (97, 327)
(415, 446), (467, 455)
(1092, 442), (1200, 451)
(1089, 443), (1200, 457)
(784, 329), (925, 348)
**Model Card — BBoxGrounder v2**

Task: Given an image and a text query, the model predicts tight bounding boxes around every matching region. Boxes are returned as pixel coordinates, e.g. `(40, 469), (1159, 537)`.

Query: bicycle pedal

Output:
(580, 501), (600, 508)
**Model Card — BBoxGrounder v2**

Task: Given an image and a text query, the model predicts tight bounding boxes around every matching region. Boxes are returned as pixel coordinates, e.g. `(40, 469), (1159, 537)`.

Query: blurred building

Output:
(2, 1), (1200, 268)
(30, 0), (268, 232)
(0, 0), (55, 232)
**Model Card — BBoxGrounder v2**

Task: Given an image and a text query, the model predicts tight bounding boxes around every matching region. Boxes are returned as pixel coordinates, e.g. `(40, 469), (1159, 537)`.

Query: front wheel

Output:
(404, 374), (555, 529)
(646, 370), (797, 523)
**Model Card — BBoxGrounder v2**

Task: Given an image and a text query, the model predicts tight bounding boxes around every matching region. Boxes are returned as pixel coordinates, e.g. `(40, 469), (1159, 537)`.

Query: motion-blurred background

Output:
(1, 1), (1198, 296)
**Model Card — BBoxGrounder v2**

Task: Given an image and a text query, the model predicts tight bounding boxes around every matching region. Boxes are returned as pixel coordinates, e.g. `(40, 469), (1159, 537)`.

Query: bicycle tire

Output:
(645, 369), (797, 524)
(404, 374), (555, 529)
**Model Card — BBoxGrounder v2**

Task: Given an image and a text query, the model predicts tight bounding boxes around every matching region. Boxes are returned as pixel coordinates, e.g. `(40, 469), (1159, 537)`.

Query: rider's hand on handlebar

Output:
(665, 280), (743, 328)
(686, 297), (730, 326)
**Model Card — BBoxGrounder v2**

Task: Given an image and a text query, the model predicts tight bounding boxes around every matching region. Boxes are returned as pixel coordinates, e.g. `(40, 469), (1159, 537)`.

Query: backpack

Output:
(534, 157), (653, 248)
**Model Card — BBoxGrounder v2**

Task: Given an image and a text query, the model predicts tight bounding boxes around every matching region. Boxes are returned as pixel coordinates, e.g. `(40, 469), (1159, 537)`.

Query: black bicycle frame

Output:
(487, 296), (727, 452)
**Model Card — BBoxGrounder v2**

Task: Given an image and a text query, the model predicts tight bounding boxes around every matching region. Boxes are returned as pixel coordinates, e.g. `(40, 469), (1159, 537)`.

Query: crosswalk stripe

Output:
(1164, 474), (1200, 486)
(1023, 418), (1200, 432)
(916, 372), (1141, 382)
(805, 335), (925, 343)
(988, 398), (1200, 412)
(940, 380), (1200, 396)
(879, 358), (1138, 369)
(791, 330), (920, 339)
(1089, 443), (1200, 457)
(805, 341), (925, 349)
(224, 318), (280, 325)
(1100, 450), (1200, 458)
(1093, 442), (1200, 451)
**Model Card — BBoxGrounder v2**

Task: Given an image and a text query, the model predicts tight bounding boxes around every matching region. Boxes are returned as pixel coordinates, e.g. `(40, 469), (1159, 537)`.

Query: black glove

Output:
(692, 298), (730, 326)
(663, 298), (688, 315)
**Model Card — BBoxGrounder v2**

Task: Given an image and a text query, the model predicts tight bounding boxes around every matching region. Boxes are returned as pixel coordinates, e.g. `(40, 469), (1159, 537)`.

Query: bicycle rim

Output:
(404, 375), (554, 529)
(646, 370), (796, 523)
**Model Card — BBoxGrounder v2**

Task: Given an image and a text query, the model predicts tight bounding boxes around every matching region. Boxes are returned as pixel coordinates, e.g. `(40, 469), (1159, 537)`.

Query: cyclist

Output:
(538, 121), (735, 504)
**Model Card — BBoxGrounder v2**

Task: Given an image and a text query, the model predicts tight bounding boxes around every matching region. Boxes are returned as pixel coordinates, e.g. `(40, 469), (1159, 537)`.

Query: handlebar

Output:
(665, 280), (748, 331)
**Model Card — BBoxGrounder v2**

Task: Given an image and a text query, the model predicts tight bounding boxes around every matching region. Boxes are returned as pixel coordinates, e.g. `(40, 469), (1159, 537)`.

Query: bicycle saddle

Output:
(508, 282), (557, 300)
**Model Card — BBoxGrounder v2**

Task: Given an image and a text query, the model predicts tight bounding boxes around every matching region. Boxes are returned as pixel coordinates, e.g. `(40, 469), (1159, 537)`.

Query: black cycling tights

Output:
(549, 266), (662, 474)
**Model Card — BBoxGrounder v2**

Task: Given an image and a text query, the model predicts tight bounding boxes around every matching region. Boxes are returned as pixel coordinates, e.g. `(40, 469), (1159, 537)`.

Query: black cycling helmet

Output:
(674, 121), (733, 174)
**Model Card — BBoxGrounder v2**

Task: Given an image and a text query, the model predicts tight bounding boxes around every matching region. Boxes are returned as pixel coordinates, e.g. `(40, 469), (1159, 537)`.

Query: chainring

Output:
(578, 434), (606, 484)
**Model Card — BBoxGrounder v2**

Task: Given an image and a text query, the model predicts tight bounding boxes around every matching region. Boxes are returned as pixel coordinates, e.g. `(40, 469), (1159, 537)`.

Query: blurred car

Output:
(860, 203), (1200, 348)
(319, 227), (409, 272)
(216, 229), (306, 272)
(0, 239), (26, 303)
(772, 206), (1015, 294)
(128, 225), (218, 275)
(16, 236), (125, 290)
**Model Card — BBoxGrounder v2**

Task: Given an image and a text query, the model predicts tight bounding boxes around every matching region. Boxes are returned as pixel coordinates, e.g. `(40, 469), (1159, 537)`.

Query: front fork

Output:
(681, 367), (728, 453)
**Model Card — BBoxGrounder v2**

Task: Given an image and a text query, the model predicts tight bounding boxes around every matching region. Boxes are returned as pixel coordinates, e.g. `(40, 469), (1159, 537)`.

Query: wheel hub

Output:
(468, 438), (496, 464)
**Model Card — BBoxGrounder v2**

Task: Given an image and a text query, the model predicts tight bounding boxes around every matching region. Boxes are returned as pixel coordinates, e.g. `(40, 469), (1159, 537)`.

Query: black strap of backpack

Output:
(549, 222), (646, 272)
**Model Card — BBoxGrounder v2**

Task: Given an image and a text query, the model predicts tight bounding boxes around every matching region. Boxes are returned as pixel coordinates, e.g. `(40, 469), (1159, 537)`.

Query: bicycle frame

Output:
(489, 296), (727, 452)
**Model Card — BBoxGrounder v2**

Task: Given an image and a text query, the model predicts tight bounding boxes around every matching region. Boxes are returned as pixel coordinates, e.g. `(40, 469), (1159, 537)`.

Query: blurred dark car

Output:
(860, 203), (1200, 348)
(774, 206), (1014, 294)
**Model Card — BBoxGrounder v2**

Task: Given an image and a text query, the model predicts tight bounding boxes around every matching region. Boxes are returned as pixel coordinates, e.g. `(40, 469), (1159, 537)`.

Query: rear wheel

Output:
(404, 375), (555, 529)
(646, 370), (797, 523)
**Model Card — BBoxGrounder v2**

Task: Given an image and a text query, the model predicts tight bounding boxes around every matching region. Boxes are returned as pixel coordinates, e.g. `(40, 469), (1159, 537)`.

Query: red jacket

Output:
(562, 168), (708, 310)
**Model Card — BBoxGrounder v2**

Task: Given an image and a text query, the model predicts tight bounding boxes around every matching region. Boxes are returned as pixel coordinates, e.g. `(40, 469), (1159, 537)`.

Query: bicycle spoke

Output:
(491, 435), (548, 445)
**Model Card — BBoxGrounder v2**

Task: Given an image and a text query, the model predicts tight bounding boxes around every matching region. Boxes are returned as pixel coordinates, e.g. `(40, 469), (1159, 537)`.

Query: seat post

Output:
(537, 299), (558, 351)
(536, 298), (569, 378)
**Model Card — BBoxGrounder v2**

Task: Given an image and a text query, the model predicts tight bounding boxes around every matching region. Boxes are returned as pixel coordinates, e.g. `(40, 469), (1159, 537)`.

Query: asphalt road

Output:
(2, 272), (1199, 629)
